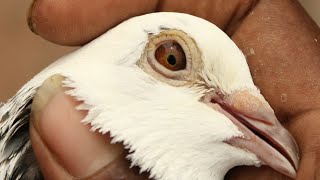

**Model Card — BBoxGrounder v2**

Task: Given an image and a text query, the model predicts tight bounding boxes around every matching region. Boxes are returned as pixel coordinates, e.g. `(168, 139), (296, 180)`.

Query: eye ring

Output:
(146, 31), (192, 80)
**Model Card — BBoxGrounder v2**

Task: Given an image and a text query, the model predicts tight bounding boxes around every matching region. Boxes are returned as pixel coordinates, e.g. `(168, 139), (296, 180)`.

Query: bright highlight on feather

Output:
(0, 12), (299, 180)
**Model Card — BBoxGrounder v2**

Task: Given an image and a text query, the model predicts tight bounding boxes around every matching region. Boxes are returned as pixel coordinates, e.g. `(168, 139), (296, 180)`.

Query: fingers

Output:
(28, 0), (159, 45)
(28, 0), (320, 116)
(288, 110), (320, 180)
(30, 75), (148, 179)
(28, 0), (256, 45)
(28, 0), (320, 118)
(226, 166), (290, 180)
(27, 0), (320, 179)
(156, 0), (258, 35)
(231, 0), (320, 119)
(227, 0), (320, 179)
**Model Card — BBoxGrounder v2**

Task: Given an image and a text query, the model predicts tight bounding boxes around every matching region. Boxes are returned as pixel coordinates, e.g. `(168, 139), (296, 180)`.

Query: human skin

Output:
(27, 0), (320, 179)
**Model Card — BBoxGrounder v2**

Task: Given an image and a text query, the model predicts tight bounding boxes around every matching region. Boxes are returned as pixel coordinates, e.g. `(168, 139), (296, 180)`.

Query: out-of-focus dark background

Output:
(0, 0), (319, 102)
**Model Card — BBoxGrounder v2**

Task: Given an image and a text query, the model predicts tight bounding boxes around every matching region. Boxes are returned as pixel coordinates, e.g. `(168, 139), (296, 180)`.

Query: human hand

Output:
(28, 0), (320, 179)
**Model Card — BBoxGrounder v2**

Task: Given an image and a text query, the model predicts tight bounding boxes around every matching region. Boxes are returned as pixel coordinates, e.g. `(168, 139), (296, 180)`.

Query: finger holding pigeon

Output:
(6, 0), (320, 179)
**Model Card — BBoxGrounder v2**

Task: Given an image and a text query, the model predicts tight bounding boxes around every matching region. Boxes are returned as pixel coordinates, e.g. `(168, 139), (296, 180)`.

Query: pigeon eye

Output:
(154, 41), (187, 71)
(140, 30), (200, 84)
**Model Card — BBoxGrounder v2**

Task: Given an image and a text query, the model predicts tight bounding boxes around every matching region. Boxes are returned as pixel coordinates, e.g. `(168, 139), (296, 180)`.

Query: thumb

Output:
(30, 75), (147, 179)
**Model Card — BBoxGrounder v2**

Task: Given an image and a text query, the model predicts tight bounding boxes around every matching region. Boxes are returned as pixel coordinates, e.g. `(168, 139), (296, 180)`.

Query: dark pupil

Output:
(167, 55), (176, 65)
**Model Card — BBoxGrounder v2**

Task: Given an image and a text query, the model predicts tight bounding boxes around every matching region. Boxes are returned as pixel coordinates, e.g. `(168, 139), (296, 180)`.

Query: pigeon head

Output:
(0, 13), (299, 180)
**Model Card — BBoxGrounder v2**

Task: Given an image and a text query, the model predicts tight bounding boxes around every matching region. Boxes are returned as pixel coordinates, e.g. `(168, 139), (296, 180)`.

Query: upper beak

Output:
(207, 90), (300, 178)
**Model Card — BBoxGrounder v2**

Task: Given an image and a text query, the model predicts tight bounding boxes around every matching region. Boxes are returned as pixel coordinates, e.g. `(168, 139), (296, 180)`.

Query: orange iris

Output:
(154, 41), (187, 71)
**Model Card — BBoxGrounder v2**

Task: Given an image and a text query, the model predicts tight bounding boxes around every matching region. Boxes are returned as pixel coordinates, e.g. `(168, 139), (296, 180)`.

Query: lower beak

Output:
(208, 90), (299, 178)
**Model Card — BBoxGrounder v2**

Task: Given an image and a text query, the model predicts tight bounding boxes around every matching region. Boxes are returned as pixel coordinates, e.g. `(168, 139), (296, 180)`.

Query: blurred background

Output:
(0, 0), (320, 101)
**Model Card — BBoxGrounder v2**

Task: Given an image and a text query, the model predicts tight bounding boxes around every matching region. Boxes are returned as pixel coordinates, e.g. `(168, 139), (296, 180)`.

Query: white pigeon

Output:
(0, 12), (299, 180)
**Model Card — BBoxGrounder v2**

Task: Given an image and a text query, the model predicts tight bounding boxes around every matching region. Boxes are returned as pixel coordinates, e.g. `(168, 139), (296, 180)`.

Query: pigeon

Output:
(0, 12), (299, 180)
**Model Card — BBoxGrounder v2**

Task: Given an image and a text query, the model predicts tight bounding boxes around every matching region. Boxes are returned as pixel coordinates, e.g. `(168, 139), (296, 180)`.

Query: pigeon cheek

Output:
(205, 90), (300, 179)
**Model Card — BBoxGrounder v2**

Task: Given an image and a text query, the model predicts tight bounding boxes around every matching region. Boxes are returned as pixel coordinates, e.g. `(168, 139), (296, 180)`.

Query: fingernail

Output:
(27, 0), (38, 34)
(31, 75), (66, 123)
(31, 74), (124, 178)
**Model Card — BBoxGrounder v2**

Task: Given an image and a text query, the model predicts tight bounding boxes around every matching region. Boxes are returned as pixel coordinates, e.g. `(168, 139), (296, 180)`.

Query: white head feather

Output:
(1, 12), (293, 180)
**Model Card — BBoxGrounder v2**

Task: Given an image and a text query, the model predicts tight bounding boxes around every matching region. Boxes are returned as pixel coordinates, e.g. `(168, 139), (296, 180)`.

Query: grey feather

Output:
(1, 100), (43, 180)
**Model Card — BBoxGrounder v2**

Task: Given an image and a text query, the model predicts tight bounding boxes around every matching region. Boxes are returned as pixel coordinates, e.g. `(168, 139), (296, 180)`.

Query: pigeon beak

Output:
(208, 90), (300, 178)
